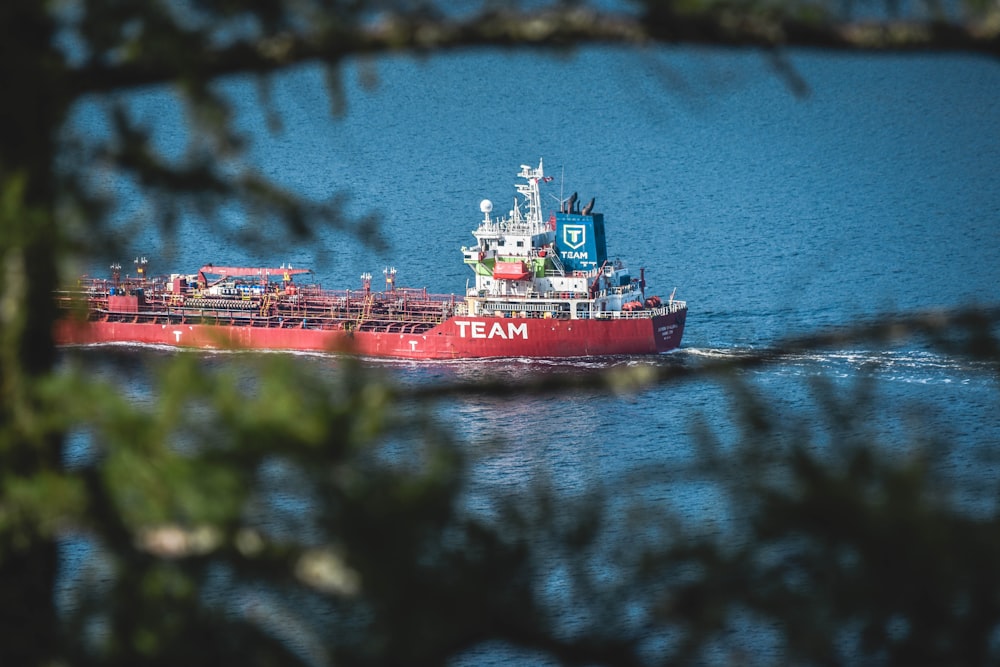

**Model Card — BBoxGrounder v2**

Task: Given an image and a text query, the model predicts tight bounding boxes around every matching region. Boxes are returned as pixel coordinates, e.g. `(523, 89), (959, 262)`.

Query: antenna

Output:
(560, 165), (565, 207)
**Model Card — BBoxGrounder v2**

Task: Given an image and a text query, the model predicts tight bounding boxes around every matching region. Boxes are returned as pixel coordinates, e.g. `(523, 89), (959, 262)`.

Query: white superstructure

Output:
(460, 159), (677, 321)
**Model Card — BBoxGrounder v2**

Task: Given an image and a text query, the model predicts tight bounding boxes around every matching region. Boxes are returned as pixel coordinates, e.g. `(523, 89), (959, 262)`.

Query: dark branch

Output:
(69, 8), (1000, 96)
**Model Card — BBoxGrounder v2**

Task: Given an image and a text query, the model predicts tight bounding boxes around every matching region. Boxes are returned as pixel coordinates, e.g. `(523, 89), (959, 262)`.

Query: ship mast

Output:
(515, 159), (546, 234)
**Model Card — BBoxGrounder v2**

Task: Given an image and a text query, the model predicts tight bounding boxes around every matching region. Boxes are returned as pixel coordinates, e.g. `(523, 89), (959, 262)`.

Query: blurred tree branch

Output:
(69, 4), (1000, 97)
(1, 0), (999, 665)
(409, 305), (1000, 400)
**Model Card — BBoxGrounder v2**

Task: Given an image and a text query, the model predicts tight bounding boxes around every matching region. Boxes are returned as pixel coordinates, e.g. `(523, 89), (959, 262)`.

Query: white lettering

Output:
(453, 320), (529, 340)
(409, 340), (418, 351)
(172, 330), (183, 342)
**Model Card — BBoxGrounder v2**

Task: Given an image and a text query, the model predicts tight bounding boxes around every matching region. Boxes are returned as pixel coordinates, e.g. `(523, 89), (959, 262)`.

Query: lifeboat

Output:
(492, 260), (531, 281)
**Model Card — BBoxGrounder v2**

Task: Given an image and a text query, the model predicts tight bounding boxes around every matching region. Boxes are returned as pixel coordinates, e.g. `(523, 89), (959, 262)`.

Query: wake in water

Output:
(679, 345), (998, 387)
(61, 337), (997, 390)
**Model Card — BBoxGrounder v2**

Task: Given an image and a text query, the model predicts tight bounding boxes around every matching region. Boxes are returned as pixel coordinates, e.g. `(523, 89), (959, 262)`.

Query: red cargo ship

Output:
(56, 161), (687, 359)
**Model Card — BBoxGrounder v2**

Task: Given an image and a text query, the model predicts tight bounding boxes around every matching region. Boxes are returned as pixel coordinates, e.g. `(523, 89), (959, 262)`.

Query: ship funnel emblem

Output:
(562, 225), (587, 250)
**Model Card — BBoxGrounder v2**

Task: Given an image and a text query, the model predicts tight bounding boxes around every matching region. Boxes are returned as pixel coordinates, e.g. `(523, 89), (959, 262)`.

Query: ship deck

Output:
(56, 278), (687, 333)
(56, 283), (458, 334)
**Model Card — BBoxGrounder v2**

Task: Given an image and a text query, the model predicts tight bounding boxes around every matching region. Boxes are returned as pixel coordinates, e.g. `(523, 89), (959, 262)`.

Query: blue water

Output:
(85, 50), (1000, 329)
(92, 46), (999, 472)
(64, 48), (1000, 662)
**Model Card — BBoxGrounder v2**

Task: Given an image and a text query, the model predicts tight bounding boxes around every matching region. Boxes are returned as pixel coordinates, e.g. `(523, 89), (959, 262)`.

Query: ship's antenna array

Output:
(560, 164), (564, 206)
(514, 158), (547, 232)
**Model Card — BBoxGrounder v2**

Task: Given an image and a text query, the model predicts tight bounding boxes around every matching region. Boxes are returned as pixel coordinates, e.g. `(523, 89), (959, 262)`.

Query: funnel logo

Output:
(562, 224), (587, 250)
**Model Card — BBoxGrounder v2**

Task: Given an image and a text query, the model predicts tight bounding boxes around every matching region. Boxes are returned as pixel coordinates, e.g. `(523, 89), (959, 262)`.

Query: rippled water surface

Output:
(68, 44), (1000, 513)
(64, 47), (1000, 662)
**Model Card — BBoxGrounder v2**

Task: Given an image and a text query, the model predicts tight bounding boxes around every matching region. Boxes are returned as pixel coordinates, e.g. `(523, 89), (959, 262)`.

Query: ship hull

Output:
(55, 309), (686, 360)
(57, 161), (691, 360)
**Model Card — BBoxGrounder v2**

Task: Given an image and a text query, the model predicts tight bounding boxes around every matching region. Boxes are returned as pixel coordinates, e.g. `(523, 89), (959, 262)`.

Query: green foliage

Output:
(0, 0), (998, 665)
(36, 333), (997, 666)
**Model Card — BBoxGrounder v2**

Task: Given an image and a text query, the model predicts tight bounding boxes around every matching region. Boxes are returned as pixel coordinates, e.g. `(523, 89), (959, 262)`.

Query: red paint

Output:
(55, 309), (686, 360)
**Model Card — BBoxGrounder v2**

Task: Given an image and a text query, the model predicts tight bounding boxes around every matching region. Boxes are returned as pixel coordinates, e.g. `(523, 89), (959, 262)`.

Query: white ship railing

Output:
(458, 296), (686, 320)
(591, 301), (687, 319)
(473, 219), (547, 236)
(485, 302), (555, 312)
